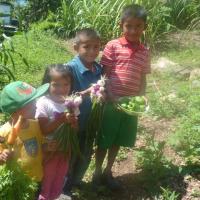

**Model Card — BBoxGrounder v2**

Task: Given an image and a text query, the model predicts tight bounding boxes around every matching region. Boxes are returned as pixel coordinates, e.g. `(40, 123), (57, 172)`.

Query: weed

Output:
(0, 32), (29, 89)
(136, 135), (174, 183)
(116, 147), (129, 162)
(159, 187), (179, 200)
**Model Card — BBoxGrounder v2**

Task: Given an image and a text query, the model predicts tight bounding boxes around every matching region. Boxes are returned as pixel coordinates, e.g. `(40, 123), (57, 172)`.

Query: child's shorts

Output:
(97, 103), (138, 149)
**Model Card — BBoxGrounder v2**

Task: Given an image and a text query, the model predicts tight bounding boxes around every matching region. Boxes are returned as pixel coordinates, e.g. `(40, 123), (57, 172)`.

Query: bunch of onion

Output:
(86, 76), (106, 145)
(53, 95), (82, 157)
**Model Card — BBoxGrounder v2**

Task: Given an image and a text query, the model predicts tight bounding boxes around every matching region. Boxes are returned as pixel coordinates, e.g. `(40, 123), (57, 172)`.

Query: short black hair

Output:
(74, 28), (100, 45)
(121, 4), (147, 24)
(42, 64), (74, 92)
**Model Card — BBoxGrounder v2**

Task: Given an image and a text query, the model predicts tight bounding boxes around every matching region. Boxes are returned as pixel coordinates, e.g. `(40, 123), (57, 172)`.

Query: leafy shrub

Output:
(148, 90), (186, 118)
(53, 0), (199, 47)
(169, 91), (200, 165)
(13, 0), (200, 48)
(53, 0), (172, 46)
(165, 0), (200, 30)
(55, 0), (127, 43)
(0, 161), (38, 200)
(135, 135), (175, 183)
(139, 0), (171, 48)
(0, 31), (29, 89)
(159, 187), (179, 200)
(23, 0), (61, 22)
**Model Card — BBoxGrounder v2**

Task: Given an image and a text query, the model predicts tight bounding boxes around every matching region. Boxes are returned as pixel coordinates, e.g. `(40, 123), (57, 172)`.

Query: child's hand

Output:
(65, 113), (78, 129)
(0, 149), (13, 164)
(47, 140), (58, 152)
(99, 91), (107, 102)
(105, 92), (118, 103)
(0, 136), (5, 143)
(76, 87), (92, 97)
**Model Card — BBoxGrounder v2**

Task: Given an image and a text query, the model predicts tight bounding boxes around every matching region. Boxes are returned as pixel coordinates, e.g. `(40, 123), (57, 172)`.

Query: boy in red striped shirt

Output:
(93, 4), (151, 190)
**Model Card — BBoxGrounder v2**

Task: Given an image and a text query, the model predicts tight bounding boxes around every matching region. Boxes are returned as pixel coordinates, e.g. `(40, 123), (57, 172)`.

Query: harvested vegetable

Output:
(53, 94), (82, 157)
(86, 76), (106, 145)
(116, 96), (149, 116)
(7, 115), (22, 145)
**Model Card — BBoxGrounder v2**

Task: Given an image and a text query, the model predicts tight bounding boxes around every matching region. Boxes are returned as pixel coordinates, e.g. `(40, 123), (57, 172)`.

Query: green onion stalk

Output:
(86, 76), (106, 146)
(53, 95), (83, 158)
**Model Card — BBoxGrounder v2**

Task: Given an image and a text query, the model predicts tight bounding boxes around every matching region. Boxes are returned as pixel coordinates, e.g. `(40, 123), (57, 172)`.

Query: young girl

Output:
(35, 64), (77, 200)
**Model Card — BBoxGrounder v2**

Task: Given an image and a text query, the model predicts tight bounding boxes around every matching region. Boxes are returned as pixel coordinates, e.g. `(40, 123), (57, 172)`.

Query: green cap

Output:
(0, 81), (49, 114)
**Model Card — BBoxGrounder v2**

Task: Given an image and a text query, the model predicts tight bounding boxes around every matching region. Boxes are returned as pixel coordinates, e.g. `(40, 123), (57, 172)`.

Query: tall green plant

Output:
(0, 31), (29, 89)
(139, 0), (171, 48)
(135, 135), (173, 182)
(55, 0), (172, 47)
(56, 0), (129, 42)
(169, 91), (200, 165)
(165, 0), (200, 30)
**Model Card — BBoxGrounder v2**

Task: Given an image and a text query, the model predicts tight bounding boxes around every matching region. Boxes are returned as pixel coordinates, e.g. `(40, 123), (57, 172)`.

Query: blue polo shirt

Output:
(66, 56), (102, 132)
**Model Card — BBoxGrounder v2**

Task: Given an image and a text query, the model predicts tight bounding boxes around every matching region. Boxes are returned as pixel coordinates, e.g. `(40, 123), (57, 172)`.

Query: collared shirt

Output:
(101, 37), (151, 97)
(66, 56), (102, 131)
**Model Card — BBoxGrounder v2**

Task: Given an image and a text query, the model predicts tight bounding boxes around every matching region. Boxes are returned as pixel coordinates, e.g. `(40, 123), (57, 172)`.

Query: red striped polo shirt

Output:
(101, 37), (151, 97)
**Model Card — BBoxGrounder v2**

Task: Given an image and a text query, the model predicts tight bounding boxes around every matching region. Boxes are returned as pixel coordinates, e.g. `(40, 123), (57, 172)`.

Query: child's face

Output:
(49, 71), (71, 99)
(121, 17), (146, 43)
(15, 101), (36, 119)
(74, 37), (100, 65)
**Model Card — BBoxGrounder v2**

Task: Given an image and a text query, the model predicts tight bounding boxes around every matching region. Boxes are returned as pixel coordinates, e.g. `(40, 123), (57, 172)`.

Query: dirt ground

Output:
(109, 116), (200, 200)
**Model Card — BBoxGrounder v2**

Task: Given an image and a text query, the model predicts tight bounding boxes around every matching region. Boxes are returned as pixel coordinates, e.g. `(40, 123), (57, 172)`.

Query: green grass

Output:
(10, 29), (72, 86)
(160, 46), (200, 68)
(147, 39), (200, 169)
(147, 39), (200, 118)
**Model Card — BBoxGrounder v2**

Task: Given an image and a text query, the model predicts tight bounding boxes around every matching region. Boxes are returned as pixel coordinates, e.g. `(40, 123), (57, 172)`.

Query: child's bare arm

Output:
(38, 113), (77, 136)
(139, 74), (147, 96)
(102, 65), (118, 102)
(38, 117), (62, 136)
(103, 65), (111, 77)
(78, 86), (92, 97)
(38, 114), (71, 136)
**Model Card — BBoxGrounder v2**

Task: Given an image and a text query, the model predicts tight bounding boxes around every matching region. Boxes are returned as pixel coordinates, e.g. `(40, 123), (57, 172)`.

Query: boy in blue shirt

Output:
(63, 28), (102, 195)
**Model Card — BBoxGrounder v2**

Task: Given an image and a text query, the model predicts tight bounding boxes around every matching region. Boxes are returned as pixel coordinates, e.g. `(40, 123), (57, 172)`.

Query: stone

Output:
(189, 68), (200, 81)
(152, 57), (180, 73)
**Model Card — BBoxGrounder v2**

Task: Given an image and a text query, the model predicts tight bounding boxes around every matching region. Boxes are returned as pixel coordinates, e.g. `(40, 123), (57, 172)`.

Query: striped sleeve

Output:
(100, 41), (115, 68)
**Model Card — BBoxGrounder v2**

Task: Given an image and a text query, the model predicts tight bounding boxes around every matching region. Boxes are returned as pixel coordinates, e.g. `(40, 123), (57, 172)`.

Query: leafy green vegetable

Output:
(53, 123), (80, 158)
(116, 96), (148, 116)
(0, 160), (38, 200)
(86, 100), (105, 146)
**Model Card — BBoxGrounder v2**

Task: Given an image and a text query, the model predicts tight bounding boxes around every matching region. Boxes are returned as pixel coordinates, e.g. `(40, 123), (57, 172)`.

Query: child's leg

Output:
(101, 112), (138, 190)
(50, 153), (69, 199)
(94, 147), (107, 176)
(104, 145), (120, 173)
(38, 155), (59, 200)
(94, 103), (121, 177)
(99, 145), (121, 191)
